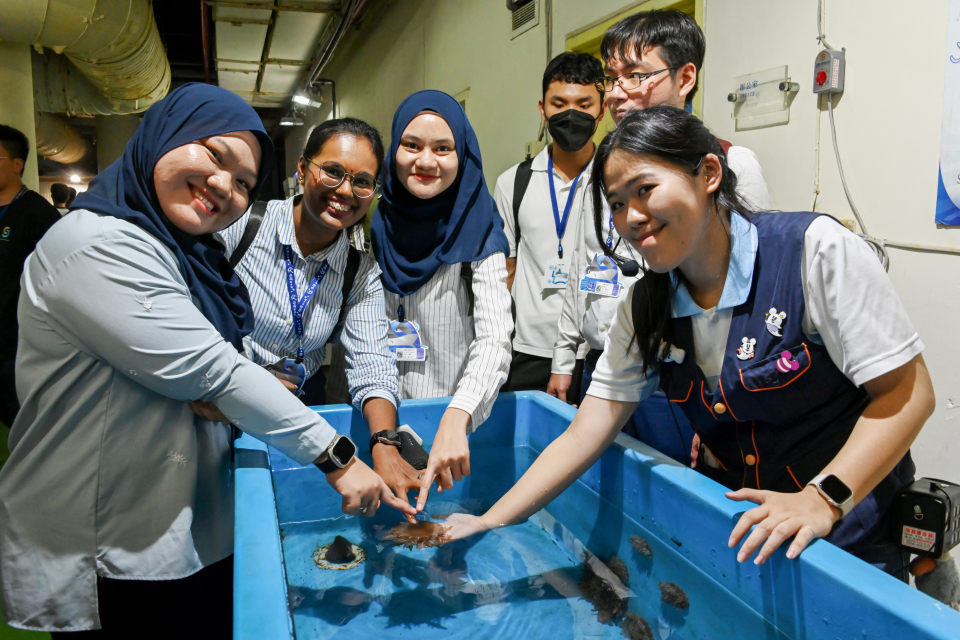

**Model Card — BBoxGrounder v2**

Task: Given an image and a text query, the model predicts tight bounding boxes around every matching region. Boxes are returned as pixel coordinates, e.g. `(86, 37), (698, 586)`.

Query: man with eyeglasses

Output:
(0, 124), (61, 429)
(548, 10), (772, 465)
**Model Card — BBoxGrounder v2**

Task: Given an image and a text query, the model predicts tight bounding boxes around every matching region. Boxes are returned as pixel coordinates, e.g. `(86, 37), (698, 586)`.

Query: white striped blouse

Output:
(378, 254), (514, 431)
(216, 197), (399, 411)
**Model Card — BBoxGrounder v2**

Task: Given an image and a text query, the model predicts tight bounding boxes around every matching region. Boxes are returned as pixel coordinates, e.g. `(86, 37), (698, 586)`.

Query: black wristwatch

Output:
(316, 435), (357, 474)
(370, 430), (401, 452)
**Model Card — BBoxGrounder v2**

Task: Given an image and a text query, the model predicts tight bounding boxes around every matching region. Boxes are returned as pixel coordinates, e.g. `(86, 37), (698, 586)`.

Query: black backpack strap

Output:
(328, 245), (362, 344)
(228, 201), (268, 269)
(512, 158), (534, 252)
(460, 262), (474, 316)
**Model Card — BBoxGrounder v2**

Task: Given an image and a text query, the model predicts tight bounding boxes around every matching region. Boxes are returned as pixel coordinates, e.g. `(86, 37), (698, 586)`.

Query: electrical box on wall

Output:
(813, 48), (845, 94)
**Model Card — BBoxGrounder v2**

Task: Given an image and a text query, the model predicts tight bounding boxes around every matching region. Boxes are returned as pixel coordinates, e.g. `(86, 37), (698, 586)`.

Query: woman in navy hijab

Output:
(371, 90), (513, 513)
(0, 84), (409, 637)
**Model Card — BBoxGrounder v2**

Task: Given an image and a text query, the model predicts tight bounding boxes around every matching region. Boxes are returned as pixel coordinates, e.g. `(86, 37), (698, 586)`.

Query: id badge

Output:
(579, 252), (622, 297)
(388, 320), (428, 361)
(542, 260), (570, 290)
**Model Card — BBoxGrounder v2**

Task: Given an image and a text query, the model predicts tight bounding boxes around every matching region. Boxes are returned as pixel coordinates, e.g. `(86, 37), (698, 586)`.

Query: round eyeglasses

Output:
(303, 157), (379, 199)
(597, 67), (675, 93)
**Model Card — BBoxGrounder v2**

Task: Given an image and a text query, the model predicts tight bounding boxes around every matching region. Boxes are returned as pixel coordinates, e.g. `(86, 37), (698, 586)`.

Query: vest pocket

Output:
(738, 343), (811, 392)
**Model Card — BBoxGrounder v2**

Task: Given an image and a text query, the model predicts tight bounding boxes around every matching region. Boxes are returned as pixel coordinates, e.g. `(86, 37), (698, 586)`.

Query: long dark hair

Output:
(591, 106), (755, 377)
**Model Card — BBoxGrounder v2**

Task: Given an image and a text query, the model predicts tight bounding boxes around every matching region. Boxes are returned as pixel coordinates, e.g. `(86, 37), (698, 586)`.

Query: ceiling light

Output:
(280, 115), (304, 126)
(70, 174), (81, 183)
(293, 93), (322, 108)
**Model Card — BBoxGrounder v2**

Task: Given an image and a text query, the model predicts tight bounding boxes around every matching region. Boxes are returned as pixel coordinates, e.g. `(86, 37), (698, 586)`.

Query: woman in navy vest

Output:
(442, 106), (934, 580)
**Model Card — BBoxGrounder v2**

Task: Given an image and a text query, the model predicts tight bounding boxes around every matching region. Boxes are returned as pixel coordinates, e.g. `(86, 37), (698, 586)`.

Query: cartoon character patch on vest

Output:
(765, 307), (787, 337)
(736, 336), (757, 361)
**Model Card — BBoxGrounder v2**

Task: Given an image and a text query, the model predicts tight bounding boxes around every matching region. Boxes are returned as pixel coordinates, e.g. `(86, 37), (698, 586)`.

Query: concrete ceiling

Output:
(211, 1), (338, 109)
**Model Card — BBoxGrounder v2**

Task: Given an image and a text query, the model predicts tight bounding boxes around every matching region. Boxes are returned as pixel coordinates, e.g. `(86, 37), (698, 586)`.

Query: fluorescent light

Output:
(293, 95), (310, 106)
(70, 174), (81, 183)
(280, 115), (304, 126)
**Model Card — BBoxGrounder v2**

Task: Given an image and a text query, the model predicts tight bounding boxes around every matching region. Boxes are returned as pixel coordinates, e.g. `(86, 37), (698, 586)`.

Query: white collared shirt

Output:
(551, 145), (774, 377)
(495, 145), (592, 358)
(588, 213), (923, 403)
(217, 197), (399, 411)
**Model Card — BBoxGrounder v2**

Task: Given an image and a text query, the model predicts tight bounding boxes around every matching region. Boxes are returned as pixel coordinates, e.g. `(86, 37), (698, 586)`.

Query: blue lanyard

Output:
(282, 244), (329, 362)
(0, 186), (27, 225)
(605, 209), (614, 249)
(547, 155), (582, 260)
(397, 302), (405, 323)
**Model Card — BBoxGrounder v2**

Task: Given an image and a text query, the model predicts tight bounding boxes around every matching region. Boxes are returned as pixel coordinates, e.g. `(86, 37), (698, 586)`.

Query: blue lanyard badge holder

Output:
(279, 245), (328, 392)
(388, 304), (427, 361)
(580, 210), (623, 297)
(543, 156), (580, 291)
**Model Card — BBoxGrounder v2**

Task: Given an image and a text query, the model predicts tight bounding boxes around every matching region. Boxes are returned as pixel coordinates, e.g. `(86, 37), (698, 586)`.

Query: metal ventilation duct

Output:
(34, 113), (89, 164)
(0, 0), (171, 115)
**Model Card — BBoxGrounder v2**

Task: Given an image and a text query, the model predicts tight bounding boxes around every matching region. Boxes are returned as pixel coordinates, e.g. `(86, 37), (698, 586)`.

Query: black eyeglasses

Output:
(597, 67), (675, 93)
(303, 158), (379, 199)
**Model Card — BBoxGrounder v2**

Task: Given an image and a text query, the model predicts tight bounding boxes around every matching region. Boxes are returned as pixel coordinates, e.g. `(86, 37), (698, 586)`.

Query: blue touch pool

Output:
(234, 392), (960, 639)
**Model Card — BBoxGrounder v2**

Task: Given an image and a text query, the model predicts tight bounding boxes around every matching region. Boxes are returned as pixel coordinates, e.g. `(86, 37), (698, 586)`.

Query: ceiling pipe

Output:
(34, 112), (89, 164)
(0, 0), (171, 114)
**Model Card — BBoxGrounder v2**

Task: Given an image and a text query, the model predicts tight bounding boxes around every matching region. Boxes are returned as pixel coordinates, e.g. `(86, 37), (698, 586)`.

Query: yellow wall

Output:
(0, 43), (39, 191)
(288, 0), (960, 480)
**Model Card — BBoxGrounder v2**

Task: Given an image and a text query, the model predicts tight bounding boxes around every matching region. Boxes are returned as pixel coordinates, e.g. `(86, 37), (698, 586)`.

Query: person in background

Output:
(65, 186), (78, 208)
(0, 84), (413, 638)
(0, 125), (61, 429)
(211, 118), (411, 508)
(372, 90), (513, 513)
(444, 106), (932, 582)
(50, 182), (71, 213)
(549, 9), (775, 463)
(496, 52), (605, 394)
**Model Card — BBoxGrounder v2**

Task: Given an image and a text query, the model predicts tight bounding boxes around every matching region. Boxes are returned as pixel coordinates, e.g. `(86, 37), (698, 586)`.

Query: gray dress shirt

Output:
(0, 210), (336, 632)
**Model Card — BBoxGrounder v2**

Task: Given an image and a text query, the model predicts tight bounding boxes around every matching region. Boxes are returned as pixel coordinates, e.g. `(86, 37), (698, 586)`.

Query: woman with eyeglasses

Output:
(201, 118), (418, 507)
(371, 90), (513, 513)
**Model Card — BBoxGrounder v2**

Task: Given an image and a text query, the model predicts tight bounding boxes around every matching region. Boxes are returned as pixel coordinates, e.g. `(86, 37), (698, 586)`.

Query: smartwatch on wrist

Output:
(807, 474), (854, 518)
(370, 430), (401, 452)
(316, 435), (357, 474)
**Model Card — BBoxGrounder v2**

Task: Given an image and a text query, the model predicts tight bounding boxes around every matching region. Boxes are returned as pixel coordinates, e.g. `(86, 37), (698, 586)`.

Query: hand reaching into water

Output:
(416, 407), (471, 511)
(436, 512), (493, 542)
(325, 457), (417, 520)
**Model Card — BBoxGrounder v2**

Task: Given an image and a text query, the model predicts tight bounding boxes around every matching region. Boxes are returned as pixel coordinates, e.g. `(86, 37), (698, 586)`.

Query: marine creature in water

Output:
(621, 611), (653, 640)
(658, 581), (689, 609)
(313, 536), (366, 570)
(629, 535), (653, 559)
(384, 521), (449, 550)
(326, 535), (356, 564)
(608, 554), (629, 586)
(578, 555), (627, 624)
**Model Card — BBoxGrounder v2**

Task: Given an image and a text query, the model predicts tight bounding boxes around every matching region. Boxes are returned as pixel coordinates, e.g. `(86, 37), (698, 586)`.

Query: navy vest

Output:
(653, 212), (913, 552)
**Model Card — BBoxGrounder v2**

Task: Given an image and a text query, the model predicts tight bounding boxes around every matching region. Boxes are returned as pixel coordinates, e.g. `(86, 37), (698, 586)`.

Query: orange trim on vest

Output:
(665, 381), (693, 403)
(739, 343), (813, 392)
(751, 421), (760, 489)
(718, 378), (741, 421)
(786, 465), (804, 491)
(700, 381), (718, 419)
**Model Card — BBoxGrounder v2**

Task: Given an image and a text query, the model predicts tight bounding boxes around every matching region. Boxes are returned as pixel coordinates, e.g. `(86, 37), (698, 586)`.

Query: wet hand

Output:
(190, 400), (231, 425)
(547, 374), (577, 407)
(436, 512), (492, 542)
(372, 445), (420, 522)
(726, 485), (840, 565)
(326, 457), (417, 520)
(416, 408), (471, 512)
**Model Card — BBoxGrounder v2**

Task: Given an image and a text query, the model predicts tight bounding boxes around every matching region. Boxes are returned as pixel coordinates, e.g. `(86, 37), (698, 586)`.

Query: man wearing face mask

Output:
(497, 52), (605, 393)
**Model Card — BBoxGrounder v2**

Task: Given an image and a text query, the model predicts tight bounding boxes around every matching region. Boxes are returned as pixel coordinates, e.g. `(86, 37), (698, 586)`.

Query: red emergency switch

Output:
(816, 70), (827, 86)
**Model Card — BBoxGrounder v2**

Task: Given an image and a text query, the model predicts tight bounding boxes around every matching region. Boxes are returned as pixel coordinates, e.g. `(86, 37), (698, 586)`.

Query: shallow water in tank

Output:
(277, 445), (788, 639)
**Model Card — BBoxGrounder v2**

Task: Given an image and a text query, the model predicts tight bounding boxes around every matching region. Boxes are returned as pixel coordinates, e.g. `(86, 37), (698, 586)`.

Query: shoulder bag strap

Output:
(512, 158), (534, 250)
(228, 201), (268, 269)
(328, 245), (362, 344)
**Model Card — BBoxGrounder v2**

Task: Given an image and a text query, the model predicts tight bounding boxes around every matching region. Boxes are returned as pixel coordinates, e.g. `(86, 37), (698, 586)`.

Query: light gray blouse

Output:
(0, 210), (337, 632)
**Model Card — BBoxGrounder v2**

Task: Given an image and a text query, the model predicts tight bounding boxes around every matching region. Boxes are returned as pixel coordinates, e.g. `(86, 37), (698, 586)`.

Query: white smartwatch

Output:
(807, 474), (854, 518)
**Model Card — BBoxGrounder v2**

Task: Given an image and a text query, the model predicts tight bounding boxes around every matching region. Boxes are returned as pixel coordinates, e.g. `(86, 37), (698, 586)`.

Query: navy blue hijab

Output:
(372, 90), (508, 296)
(72, 83), (274, 351)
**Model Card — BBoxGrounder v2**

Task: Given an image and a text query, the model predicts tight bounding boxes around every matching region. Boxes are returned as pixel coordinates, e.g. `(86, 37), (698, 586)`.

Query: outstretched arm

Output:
(443, 395), (637, 539)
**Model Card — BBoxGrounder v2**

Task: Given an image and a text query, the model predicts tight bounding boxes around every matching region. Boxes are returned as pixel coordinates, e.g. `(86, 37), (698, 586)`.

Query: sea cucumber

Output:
(658, 581), (689, 609)
(621, 611), (653, 640)
(608, 554), (629, 586)
(325, 535), (356, 564)
(578, 556), (627, 624)
(629, 535), (653, 558)
(384, 521), (448, 550)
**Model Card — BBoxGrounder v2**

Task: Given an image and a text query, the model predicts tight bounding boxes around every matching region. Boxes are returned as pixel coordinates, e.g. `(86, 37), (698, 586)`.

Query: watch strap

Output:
(807, 474), (854, 518)
(370, 430), (401, 452)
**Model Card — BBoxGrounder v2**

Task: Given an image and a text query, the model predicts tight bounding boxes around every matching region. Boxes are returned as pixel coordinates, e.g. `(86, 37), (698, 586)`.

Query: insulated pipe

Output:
(34, 112), (89, 164)
(0, 0), (170, 114)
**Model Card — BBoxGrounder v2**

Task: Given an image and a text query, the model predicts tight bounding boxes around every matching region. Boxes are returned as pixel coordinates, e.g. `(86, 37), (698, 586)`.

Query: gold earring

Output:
(299, 177), (305, 186)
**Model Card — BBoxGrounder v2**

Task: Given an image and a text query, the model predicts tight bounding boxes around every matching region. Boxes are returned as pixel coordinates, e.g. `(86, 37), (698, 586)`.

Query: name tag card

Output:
(388, 320), (428, 361)
(579, 253), (623, 298)
(543, 261), (570, 290)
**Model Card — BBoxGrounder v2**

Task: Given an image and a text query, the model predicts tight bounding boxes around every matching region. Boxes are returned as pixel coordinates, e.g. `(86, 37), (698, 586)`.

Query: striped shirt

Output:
(216, 197), (399, 411)
(353, 254), (513, 431)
